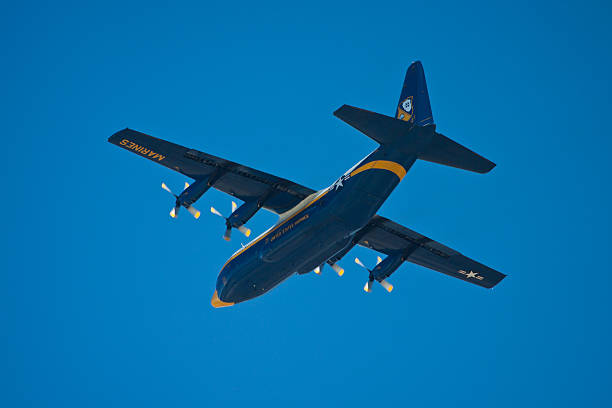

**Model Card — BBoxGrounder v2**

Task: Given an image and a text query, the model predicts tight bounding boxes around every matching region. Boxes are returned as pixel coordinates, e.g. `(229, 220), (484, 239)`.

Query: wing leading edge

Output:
(357, 215), (505, 289)
(108, 128), (315, 214)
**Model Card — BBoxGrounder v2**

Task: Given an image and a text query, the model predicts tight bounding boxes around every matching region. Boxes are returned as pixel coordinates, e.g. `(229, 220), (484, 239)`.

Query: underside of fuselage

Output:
(212, 148), (417, 307)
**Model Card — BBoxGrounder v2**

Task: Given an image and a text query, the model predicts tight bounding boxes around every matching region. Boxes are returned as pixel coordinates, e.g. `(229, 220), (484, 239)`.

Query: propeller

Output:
(161, 182), (200, 219)
(354, 256), (393, 293)
(330, 262), (344, 277)
(313, 263), (343, 276)
(210, 201), (251, 241)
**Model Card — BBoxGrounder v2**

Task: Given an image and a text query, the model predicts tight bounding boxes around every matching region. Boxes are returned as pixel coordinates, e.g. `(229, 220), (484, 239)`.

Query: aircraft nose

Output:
(212, 264), (235, 308)
(211, 290), (234, 308)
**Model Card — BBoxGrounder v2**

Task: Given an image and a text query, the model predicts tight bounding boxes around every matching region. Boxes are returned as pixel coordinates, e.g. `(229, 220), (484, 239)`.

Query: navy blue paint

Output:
(216, 145), (417, 303)
(396, 61), (434, 126)
(108, 61), (505, 304)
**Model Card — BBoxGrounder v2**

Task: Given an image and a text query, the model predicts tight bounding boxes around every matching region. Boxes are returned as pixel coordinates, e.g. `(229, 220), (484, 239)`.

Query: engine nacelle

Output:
(227, 199), (261, 229)
(178, 177), (212, 207)
(371, 253), (404, 282)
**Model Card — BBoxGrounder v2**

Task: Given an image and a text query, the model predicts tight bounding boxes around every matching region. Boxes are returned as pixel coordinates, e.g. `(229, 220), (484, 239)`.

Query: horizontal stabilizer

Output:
(334, 105), (410, 145)
(422, 132), (496, 174)
(334, 105), (495, 174)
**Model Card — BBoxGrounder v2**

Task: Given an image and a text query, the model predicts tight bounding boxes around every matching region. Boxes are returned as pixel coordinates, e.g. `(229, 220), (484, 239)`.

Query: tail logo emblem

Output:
(397, 96), (414, 122)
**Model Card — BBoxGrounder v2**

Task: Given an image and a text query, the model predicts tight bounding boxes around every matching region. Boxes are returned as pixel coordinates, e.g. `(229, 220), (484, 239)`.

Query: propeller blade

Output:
(161, 182), (175, 196)
(231, 201), (238, 213)
(237, 225), (251, 237)
(379, 279), (394, 292)
(376, 256), (383, 265)
(210, 207), (224, 218)
(314, 266), (321, 275)
(223, 227), (232, 242)
(184, 181), (190, 190)
(186, 205), (201, 219)
(364, 280), (373, 293)
(331, 263), (344, 277)
(354, 257), (367, 269)
(170, 206), (178, 218)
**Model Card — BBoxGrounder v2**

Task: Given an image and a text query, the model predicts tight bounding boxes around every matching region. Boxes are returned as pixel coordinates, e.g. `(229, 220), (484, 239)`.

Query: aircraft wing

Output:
(108, 128), (316, 215)
(357, 215), (505, 288)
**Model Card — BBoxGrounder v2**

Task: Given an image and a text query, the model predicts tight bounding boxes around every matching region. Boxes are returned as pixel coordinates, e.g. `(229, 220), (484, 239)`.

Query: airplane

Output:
(108, 61), (506, 308)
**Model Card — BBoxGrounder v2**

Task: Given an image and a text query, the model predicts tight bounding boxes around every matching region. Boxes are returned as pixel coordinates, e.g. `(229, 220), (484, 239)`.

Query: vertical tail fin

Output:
(395, 61), (434, 126)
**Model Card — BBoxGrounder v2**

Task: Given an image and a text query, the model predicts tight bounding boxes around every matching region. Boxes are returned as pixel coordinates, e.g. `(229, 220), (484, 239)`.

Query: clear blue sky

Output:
(2, 1), (611, 406)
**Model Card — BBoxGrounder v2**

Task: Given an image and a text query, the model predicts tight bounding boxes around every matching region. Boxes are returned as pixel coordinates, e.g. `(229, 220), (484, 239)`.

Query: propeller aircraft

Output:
(108, 61), (506, 308)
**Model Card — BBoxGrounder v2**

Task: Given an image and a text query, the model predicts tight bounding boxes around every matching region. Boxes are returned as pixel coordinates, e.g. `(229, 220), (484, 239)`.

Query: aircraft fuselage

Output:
(213, 145), (417, 306)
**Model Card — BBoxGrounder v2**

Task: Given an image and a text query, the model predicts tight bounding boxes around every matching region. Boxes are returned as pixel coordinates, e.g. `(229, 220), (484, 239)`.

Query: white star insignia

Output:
(466, 271), (478, 279)
(332, 175), (350, 191)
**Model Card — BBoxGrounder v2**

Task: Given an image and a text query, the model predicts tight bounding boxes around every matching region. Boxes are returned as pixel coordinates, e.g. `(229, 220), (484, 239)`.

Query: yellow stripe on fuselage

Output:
(349, 160), (406, 180)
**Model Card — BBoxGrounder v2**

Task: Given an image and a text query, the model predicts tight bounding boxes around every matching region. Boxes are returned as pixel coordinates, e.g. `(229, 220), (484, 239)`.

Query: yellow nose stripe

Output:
(211, 290), (234, 308)
(349, 160), (407, 180)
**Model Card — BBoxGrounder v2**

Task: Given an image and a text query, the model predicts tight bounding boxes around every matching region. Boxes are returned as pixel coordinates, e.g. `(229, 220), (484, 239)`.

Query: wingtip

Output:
(333, 104), (349, 117)
(108, 128), (131, 143)
(478, 161), (497, 174)
(484, 273), (507, 289)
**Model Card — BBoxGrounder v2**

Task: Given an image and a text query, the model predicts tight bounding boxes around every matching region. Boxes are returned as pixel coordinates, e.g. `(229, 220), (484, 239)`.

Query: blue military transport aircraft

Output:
(108, 62), (505, 308)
